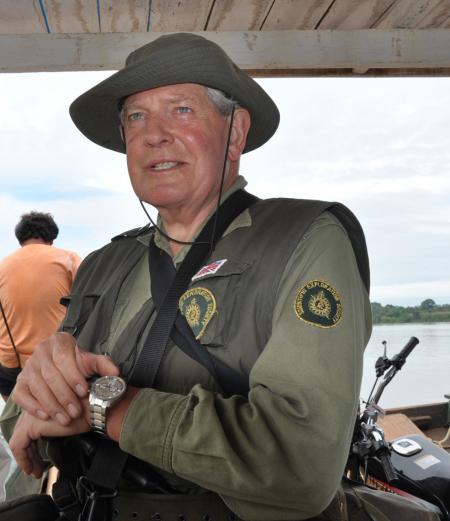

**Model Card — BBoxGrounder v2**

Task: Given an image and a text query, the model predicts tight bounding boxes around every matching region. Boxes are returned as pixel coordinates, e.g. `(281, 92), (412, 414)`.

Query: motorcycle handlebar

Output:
(370, 336), (420, 406)
(391, 336), (419, 369)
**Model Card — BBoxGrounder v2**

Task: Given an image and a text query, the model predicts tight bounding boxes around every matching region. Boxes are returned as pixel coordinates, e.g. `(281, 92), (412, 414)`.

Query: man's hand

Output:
(12, 332), (119, 426)
(9, 407), (90, 478)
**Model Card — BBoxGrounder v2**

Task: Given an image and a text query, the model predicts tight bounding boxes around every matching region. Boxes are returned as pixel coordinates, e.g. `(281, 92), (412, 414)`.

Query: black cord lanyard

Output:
(0, 298), (21, 369)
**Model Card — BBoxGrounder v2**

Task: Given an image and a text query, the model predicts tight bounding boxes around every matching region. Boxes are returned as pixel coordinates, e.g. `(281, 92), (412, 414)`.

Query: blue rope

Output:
(96, 0), (102, 31)
(147, 0), (152, 31)
(38, 0), (51, 33)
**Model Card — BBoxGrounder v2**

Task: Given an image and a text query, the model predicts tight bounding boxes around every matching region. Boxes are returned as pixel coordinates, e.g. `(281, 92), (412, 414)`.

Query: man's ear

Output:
(228, 108), (251, 161)
(119, 125), (125, 144)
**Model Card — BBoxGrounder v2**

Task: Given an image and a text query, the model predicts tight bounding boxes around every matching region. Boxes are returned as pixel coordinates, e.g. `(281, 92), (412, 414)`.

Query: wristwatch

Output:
(89, 375), (127, 436)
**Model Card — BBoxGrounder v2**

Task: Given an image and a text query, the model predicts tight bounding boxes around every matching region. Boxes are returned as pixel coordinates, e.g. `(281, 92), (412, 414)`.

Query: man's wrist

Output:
(105, 386), (140, 441)
(88, 375), (127, 436)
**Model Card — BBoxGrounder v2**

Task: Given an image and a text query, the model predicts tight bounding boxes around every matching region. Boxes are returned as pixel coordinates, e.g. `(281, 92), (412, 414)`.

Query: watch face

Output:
(92, 376), (126, 400)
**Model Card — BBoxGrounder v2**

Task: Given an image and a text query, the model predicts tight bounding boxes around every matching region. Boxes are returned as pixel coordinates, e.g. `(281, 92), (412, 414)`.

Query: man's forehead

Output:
(124, 83), (208, 106)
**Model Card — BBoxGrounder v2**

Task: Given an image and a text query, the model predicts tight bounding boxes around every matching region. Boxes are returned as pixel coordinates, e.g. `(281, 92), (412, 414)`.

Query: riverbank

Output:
(371, 301), (450, 324)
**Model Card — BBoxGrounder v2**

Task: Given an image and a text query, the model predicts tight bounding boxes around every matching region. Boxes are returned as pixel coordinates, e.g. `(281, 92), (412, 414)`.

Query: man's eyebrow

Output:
(123, 94), (199, 111)
(122, 100), (143, 112)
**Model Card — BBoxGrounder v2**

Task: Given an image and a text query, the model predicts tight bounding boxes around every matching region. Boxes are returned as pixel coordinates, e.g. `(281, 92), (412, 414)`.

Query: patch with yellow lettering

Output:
(179, 287), (217, 339)
(294, 280), (342, 328)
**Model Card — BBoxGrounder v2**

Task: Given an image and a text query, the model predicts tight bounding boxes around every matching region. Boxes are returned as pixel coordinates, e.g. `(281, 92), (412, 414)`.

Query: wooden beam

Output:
(318, 0), (395, 29)
(207, 0), (273, 31)
(100, 0), (149, 33)
(2, 29), (450, 75)
(0, 0), (47, 34)
(416, 0), (450, 28)
(42, 0), (99, 33)
(150, 0), (214, 31)
(262, 0), (334, 30)
(375, 0), (443, 28)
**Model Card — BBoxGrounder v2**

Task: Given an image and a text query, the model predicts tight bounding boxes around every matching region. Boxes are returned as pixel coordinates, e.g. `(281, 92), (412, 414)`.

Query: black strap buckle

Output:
(52, 476), (80, 514)
(78, 476), (118, 521)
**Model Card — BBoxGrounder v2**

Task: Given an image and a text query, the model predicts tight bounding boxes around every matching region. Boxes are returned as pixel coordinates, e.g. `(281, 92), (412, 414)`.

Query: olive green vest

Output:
(60, 198), (369, 388)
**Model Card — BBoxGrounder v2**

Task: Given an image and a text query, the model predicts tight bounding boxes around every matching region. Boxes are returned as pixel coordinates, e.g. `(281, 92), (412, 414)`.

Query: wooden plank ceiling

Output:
(1, 0), (450, 75)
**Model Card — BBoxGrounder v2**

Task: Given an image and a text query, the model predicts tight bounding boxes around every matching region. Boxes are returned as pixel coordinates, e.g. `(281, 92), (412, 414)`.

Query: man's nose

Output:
(143, 116), (173, 147)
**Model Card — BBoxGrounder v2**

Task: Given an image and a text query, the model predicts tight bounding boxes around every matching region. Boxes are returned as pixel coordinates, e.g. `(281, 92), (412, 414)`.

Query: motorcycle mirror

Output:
(375, 341), (391, 377)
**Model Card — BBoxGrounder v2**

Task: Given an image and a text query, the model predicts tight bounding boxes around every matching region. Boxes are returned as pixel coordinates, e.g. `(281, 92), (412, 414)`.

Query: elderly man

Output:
(0, 34), (371, 521)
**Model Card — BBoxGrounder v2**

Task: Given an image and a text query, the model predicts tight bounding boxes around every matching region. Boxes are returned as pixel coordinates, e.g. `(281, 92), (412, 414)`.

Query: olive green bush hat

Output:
(69, 32), (280, 154)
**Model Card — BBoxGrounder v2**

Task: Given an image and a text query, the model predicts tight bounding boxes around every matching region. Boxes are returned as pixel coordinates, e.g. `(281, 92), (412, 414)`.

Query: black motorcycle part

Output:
(369, 434), (450, 520)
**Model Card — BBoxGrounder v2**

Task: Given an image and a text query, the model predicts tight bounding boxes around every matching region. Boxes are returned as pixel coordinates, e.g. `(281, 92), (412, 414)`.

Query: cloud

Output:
(1, 73), (450, 305)
(371, 280), (450, 306)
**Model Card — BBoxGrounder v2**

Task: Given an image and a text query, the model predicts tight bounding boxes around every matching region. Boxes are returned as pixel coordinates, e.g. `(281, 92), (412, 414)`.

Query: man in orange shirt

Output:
(0, 212), (82, 399)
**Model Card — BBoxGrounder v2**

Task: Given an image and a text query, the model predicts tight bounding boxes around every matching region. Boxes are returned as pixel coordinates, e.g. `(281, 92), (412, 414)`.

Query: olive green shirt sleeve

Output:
(120, 213), (372, 520)
(0, 398), (51, 471)
(0, 398), (20, 442)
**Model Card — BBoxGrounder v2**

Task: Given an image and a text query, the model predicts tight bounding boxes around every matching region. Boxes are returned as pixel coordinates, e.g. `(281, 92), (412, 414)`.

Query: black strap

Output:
(78, 439), (128, 521)
(0, 494), (59, 521)
(149, 242), (248, 396)
(85, 437), (128, 491)
(52, 437), (128, 521)
(130, 189), (259, 388)
(173, 319), (249, 396)
(52, 477), (81, 521)
(0, 298), (21, 369)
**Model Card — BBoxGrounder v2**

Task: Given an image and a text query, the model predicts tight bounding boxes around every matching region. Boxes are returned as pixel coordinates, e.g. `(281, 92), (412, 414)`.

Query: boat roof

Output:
(1, 0), (450, 76)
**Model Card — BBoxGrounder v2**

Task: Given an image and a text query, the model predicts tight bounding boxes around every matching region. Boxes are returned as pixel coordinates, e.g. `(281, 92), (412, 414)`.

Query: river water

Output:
(361, 322), (450, 408)
(0, 323), (448, 414)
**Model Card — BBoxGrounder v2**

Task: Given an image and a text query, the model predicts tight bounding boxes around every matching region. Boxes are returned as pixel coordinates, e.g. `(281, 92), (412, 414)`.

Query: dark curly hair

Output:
(15, 211), (59, 244)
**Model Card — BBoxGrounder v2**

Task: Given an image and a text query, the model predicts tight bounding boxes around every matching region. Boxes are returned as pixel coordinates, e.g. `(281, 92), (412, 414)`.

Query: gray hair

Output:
(206, 87), (237, 117)
(119, 86), (237, 124)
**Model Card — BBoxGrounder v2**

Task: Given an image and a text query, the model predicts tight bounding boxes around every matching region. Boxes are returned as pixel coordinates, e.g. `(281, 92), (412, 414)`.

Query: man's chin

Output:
(137, 193), (182, 211)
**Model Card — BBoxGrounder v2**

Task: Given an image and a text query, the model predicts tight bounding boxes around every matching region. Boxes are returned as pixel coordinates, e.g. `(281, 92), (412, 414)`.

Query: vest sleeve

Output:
(119, 213), (372, 520)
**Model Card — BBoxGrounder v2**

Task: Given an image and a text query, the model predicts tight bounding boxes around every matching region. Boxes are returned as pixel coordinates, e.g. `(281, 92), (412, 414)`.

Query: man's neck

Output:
(159, 203), (215, 257)
(20, 238), (51, 247)
(158, 173), (243, 257)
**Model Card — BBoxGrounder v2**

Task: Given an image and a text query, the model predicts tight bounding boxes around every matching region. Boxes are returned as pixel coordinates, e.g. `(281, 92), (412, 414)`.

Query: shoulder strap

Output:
(129, 189), (259, 388)
(148, 242), (249, 396)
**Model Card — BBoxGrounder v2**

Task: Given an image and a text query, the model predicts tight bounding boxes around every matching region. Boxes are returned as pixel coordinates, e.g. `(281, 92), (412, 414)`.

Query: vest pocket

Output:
(179, 260), (252, 347)
(60, 293), (100, 335)
(110, 300), (155, 378)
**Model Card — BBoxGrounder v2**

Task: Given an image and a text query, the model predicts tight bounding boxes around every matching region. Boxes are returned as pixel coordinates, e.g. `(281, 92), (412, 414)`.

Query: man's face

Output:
(122, 83), (240, 215)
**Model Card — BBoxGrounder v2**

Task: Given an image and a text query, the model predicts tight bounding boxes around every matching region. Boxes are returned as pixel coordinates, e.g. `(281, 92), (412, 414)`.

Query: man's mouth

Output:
(150, 161), (180, 171)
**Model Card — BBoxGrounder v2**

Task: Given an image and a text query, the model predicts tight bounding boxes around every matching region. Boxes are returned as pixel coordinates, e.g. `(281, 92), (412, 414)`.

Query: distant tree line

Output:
(371, 299), (450, 324)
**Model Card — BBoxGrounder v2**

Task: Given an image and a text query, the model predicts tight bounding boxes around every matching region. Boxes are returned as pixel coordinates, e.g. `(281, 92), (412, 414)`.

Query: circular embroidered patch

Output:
(179, 287), (217, 339)
(294, 280), (342, 328)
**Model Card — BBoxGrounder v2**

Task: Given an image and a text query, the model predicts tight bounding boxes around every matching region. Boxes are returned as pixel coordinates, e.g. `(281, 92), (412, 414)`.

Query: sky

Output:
(1, 72), (449, 306)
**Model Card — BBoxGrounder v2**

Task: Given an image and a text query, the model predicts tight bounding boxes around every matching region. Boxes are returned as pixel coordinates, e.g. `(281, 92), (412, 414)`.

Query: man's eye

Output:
(176, 106), (192, 114)
(128, 112), (144, 122)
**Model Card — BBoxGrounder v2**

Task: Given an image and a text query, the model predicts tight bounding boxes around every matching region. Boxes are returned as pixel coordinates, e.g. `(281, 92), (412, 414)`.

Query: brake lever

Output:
(378, 448), (398, 484)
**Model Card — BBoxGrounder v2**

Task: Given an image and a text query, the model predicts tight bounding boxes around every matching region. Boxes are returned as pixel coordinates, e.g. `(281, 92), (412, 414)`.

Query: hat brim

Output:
(69, 36), (279, 154)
